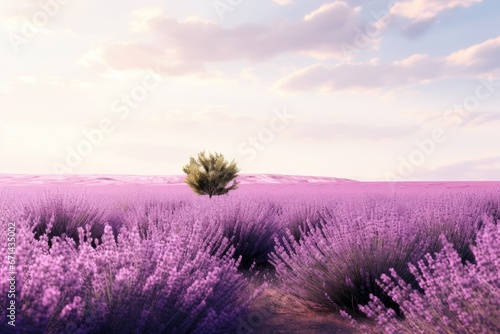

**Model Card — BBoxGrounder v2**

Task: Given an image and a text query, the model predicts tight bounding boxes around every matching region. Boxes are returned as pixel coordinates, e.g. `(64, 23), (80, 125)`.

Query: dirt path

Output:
(243, 288), (358, 334)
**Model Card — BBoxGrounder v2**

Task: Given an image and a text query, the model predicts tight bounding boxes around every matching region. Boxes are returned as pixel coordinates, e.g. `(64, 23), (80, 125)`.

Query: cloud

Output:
(390, 0), (482, 21)
(130, 7), (163, 32)
(292, 121), (419, 141)
(1, 2), (43, 18)
(415, 156), (500, 180)
(121, 107), (258, 136)
(101, 141), (190, 164)
(240, 67), (260, 82)
(273, 0), (293, 5)
(388, 0), (482, 38)
(447, 37), (500, 75)
(84, 2), (365, 74)
(274, 36), (500, 93)
(0, 79), (10, 93)
(401, 18), (436, 39)
(461, 111), (500, 127)
(82, 43), (205, 77)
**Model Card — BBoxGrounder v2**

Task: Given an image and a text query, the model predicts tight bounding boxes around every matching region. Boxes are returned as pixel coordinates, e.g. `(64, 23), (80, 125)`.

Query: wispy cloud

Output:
(273, 0), (293, 5)
(416, 156), (500, 180)
(388, 0), (483, 39)
(461, 111), (500, 127)
(274, 36), (500, 93)
(84, 2), (365, 75)
(390, 0), (482, 21)
(291, 121), (419, 141)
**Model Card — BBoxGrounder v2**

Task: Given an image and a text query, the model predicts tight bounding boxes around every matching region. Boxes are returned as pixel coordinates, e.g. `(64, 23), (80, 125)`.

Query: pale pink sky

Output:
(0, 0), (499, 180)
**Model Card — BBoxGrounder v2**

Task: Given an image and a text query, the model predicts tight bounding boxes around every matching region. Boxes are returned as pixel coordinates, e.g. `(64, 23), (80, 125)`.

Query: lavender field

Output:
(3, 0), (500, 332)
(1, 175), (499, 333)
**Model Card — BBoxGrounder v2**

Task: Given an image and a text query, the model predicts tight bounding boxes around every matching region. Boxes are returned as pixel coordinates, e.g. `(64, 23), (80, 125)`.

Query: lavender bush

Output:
(351, 215), (499, 333)
(22, 192), (108, 248)
(271, 190), (494, 316)
(203, 196), (282, 272)
(277, 196), (327, 243)
(123, 194), (283, 273)
(0, 192), (257, 333)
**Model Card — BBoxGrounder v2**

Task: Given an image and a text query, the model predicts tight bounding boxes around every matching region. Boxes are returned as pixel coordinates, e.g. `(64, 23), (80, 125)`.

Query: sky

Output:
(0, 0), (499, 181)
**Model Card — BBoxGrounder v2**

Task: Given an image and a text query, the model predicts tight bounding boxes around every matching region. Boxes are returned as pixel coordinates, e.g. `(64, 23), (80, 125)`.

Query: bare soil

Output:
(244, 288), (359, 334)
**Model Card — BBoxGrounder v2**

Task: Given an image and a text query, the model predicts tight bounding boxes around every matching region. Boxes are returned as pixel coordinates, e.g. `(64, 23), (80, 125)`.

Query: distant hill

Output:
(0, 173), (355, 186)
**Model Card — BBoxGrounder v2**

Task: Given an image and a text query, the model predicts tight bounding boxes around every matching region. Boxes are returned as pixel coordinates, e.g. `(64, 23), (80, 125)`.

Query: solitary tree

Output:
(183, 151), (240, 198)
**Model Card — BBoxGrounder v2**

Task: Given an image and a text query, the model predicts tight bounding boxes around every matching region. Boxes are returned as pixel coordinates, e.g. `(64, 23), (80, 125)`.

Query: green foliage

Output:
(183, 151), (240, 198)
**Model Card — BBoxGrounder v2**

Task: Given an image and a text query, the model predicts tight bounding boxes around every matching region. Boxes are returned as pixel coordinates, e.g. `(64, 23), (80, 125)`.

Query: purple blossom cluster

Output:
(0, 190), (257, 333)
(351, 215), (499, 333)
(271, 189), (500, 317)
(120, 193), (282, 273)
(22, 192), (108, 248)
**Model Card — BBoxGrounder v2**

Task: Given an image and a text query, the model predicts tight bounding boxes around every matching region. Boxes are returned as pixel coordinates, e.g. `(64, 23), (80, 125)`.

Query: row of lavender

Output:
(0, 188), (260, 333)
(270, 189), (500, 333)
(1, 184), (499, 333)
